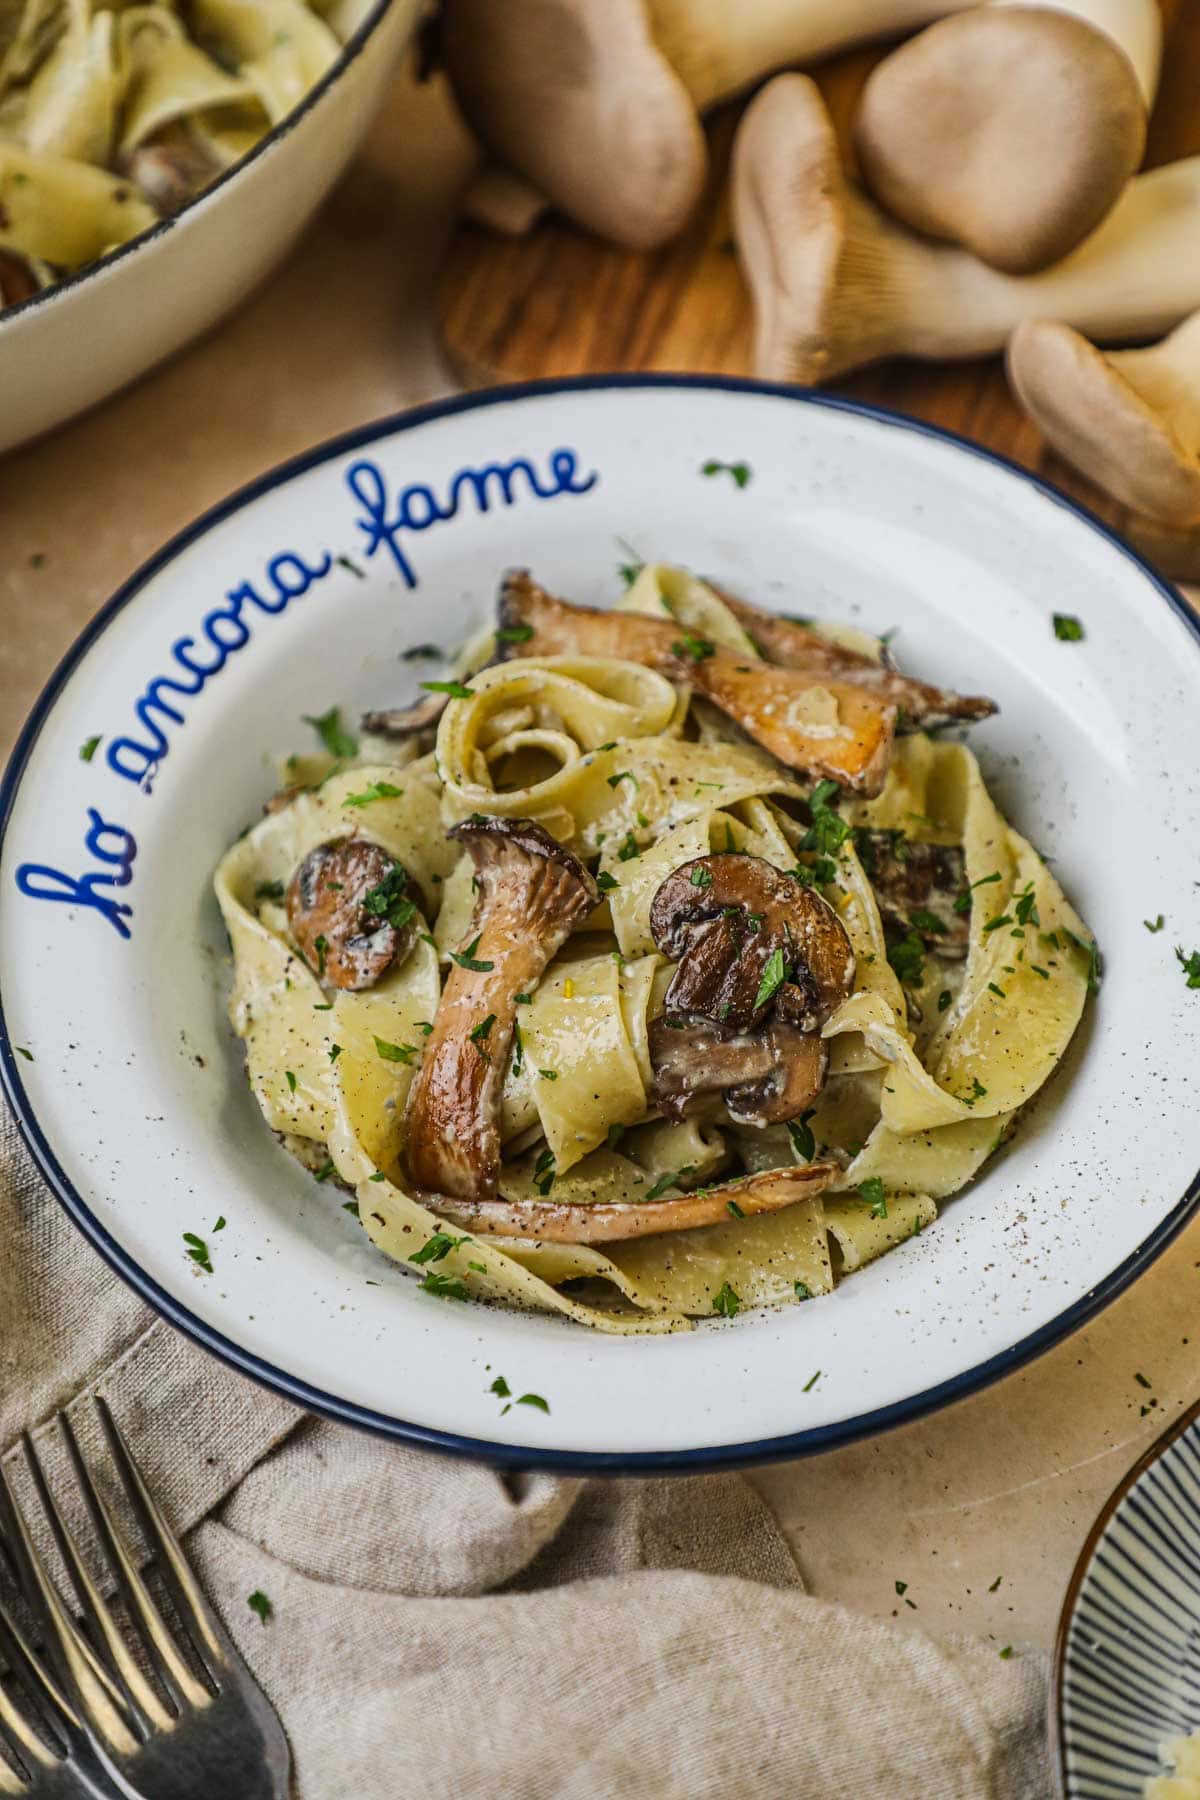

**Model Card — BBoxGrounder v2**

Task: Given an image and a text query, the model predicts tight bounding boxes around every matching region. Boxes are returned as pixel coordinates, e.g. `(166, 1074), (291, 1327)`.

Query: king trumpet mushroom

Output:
(854, 0), (1159, 274)
(732, 74), (1200, 386)
(441, 0), (982, 250)
(1007, 313), (1200, 529)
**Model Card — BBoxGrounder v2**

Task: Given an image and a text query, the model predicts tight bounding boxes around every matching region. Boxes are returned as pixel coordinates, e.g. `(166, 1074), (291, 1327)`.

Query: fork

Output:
(0, 1397), (290, 1800)
(0, 1574), (119, 1797)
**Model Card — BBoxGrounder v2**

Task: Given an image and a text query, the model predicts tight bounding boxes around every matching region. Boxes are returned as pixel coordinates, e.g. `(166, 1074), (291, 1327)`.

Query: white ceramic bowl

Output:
(0, 0), (423, 454)
(2, 377), (1199, 1470)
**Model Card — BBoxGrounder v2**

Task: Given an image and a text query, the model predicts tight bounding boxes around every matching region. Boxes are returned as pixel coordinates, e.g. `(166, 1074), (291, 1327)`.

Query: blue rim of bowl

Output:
(1052, 1394), (1200, 1795)
(2, 374), (1198, 1473)
(0, 0), (397, 326)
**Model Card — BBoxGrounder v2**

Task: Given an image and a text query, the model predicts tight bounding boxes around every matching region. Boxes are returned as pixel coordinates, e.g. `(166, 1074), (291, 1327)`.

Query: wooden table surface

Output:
(1, 20), (1199, 1661)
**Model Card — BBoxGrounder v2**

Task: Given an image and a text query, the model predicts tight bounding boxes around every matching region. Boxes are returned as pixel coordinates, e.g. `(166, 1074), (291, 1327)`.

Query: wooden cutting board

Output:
(438, 1), (1198, 563)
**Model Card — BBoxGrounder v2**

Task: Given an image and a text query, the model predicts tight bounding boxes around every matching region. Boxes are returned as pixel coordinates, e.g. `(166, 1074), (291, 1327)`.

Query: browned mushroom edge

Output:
(0, 249), (39, 311)
(286, 837), (424, 991)
(853, 829), (969, 957)
(714, 587), (997, 730)
(496, 570), (897, 795)
(647, 852), (854, 1125)
(404, 816), (597, 1201)
(426, 1160), (840, 1244)
(361, 693), (451, 740)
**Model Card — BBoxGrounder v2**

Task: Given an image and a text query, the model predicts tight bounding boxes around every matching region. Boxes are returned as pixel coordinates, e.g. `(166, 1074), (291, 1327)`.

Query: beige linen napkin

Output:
(1, 1112), (1054, 1798)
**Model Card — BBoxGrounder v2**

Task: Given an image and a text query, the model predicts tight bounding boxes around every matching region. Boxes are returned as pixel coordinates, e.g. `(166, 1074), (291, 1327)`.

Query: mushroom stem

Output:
(1007, 313), (1200, 528)
(735, 74), (1200, 385)
(428, 1161), (839, 1244)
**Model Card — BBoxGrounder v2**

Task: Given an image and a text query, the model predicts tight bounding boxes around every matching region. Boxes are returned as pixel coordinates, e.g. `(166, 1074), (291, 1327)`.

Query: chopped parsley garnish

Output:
(672, 632), (716, 662)
(595, 870), (619, 893)
(1014, 887), (1040, 928)
(420, 679), (474, 699)
(909, 909), (947, 935)
(1064, 928), (1103, 995)
(606, 1123), (626, 1151)
(343, 1200), (361, 1216)
(314, 1160), (336, 1183)
(754, 945), (789, 1010)
(374, 1037), (417, 1064)
(255, 879), (285, 900)
(313, 934), (328, 977)
(247, 1591), (272, 1624)
(469, 1014), (497, 1056)
(496, 623), (534, 644)
(617, 562), (641, 587)
(410, 1231), (470, 1265)
(285, 1070), (297, 1093)
(964, 1077), (988, 1105)
(857, 1177), (888, 1219)
(998, 1646), (1013, 1660)
(183, 1232), (212, 1274)
(13, 1046), (33, 1062)
(511, 1020), (524, 1076)
(533, 1147), (556, 1196)
(887, 930), (925, 986)
(988, 982), (1007, 999)
(607, 770), (639, 790)
(802, 1370), (821, 1392)
(213, 1216), (226, 1231)
(327, 1043), (343, 1063)
(419, 1272), (470, 1300)
(401, 642), (441, 660)
(617, 833), (641, 862)
(538, 1068), (558, 1081)
(953, 871), (1002, 914)
(700, 459), (752, 488)
(416, 1019), (434, 1034)
(726, 1199), (745, 1219)
(644, 1166), (695, 1202)
(335, 554), (364, 579)
(516, 1393), (550, 1413)
(450, 934), (494, 972)
(1175, 947), (1200, 989)
(1052, 613), (1084, 641)
(982, 914), (1012, 935)
(789, 857), (838, 889)
(80, 735), (101, 763)
(690, 864), (714, 889)
(711, 1282), (742, 1317)
(937, 989), (952, 1012)
(303, 705), (358, 759)
(343, 781), (403, 807)
(801, 779), (851, 856)
(489, 1375), (511, 1398)
(786, 1111), (816, 1162)
(1144, 915), (1165, 933)
(794, 1281), (811, 1301)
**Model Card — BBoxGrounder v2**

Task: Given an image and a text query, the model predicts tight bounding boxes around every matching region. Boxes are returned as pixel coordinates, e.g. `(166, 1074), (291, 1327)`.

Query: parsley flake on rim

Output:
(420, 678), (474, 699)
(1052, 613), (1085, 641)
(401, 642), (442, 661)
(79, 735), (101, 762)
(183, 1232), (212, 1274)
(802, 1370), (821, 1392)
(1176, 946), (1200, 989)
(303, 705), (358, 760)
(450, 934), (494, 972)
(14, 1045), (33, 1062)
(1144, 914), (1165, 933)
(700, 458), (752, 488)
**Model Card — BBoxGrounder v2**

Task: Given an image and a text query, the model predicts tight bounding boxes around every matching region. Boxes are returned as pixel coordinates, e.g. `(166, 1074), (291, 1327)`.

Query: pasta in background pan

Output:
(0, 0), (360, 308)
(214, 565), (1097, 1334)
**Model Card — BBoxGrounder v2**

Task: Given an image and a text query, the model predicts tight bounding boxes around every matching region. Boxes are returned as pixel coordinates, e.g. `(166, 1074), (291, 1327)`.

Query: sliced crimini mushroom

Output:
(854, 6), (1149, 275)
(650, 853), (856, 1033)
(498, 571), (896, 794)
(649, 1016), (829, 1127)
(714, 589), (996, 731)
(428, 1160), (839, 1244)
(1007, 314), (1200, 529)
(286, 838), (423, 991)
(853, 830), (969, 956)
(361, 693), (450, 740)
(117, 125), (223, 216)
(405, 816), (597, 1201)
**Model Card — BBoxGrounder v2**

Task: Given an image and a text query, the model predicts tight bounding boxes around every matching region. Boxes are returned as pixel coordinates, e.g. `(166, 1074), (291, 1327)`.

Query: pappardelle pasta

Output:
(214, 564), (1097, 1333)
(0, 0), (356, 309)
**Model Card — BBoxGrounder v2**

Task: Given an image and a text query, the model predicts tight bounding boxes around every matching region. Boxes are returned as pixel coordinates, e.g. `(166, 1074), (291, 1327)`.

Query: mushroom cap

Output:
(286, 837), (422, 991)
(1007, 318), (1200, 529)
(650, 853), (855, 1034)
(730, 73), (848, 386)
(649, 1015), (829, 1128)
(854, 8), (1146, 276)
(361, 694), (451, 740)
(441, 0), (705, 249)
